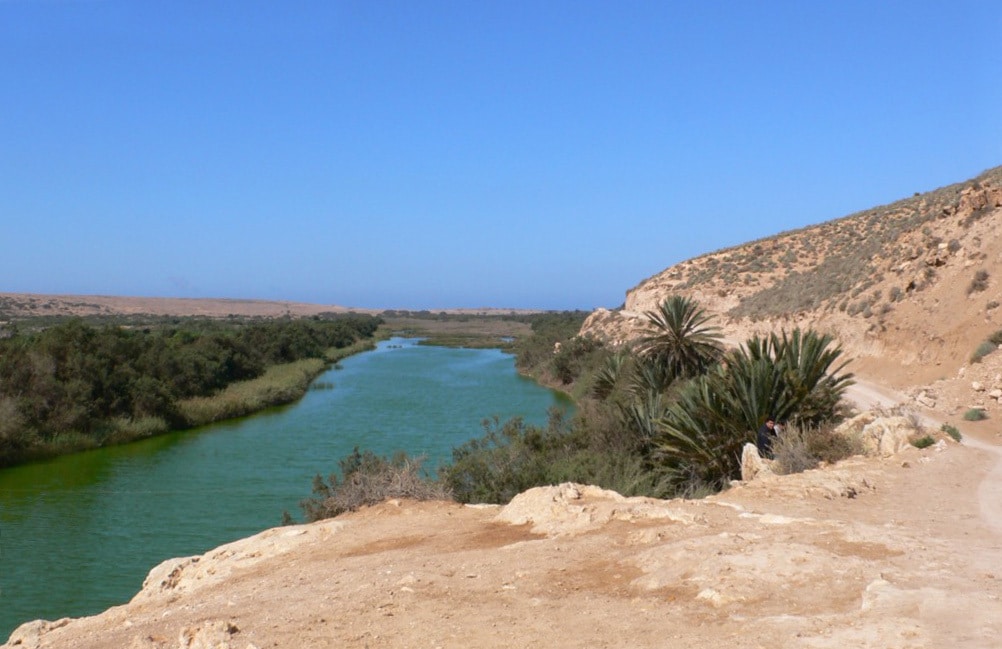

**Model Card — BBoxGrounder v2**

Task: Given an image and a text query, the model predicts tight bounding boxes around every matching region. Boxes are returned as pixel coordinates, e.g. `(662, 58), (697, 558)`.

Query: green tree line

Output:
(0, 314), (381, 466)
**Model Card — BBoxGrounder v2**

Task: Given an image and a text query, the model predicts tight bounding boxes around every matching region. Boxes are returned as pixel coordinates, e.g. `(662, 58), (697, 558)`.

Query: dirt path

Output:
(850, 372), (1002, 536)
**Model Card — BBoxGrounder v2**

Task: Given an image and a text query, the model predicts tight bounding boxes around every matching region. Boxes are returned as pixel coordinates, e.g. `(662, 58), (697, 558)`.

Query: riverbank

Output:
(3, 338), (379, 469)
(9, 412), (998, 649)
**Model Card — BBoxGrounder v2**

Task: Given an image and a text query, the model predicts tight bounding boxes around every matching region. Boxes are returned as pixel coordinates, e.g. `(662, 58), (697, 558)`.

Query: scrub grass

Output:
(178, 358), (327, 426)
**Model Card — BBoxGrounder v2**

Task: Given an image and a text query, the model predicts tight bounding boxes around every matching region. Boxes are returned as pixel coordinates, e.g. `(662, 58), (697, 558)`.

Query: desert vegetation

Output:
(301, 296), (858, 518)
(0, 314), (382, 466)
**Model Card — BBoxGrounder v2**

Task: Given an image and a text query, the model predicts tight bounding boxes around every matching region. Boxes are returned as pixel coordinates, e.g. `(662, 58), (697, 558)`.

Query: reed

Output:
(178, 358), (326, 426)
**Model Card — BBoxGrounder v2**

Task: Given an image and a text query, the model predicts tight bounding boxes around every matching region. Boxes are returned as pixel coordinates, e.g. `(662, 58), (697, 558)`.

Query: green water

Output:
(0, 338), (570, 639)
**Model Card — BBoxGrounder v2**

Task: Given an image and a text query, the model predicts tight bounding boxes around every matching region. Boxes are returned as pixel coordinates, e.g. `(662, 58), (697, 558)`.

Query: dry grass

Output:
(772, 422), (866, 475)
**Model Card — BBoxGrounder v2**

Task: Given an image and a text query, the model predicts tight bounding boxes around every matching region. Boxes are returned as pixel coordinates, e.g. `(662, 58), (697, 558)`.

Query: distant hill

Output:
(0, 293), (369, 320)
(0, 294), (542, 322)
(581, 165), (1002, 411)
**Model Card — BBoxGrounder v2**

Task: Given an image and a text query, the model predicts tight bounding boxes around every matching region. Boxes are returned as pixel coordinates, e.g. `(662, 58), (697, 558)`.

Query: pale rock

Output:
(178, 620), (240, 649)
(495, 483), (694, 536)
(989, 389), (1002, 400)
(972, 381), (985, 392)
(854, 416), (916, 457)
(833, 412), (877, 438)
(696, 588), (726, 607)
(5, 619), (71, 649)
(740, 443), (773, 481)
(915, 391), (936, 408)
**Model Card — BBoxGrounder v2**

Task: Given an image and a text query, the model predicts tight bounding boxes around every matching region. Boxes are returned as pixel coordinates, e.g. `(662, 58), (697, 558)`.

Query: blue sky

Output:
(2, 1), (1000, 311)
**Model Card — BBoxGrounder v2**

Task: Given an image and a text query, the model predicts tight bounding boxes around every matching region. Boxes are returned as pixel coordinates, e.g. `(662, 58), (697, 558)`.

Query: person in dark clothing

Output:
(756, 415), (777, 459)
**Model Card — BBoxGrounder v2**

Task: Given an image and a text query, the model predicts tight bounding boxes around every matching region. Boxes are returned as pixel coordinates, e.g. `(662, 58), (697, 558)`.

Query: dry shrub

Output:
(772, 422), (864, 475)
(301, 449), (452, 522)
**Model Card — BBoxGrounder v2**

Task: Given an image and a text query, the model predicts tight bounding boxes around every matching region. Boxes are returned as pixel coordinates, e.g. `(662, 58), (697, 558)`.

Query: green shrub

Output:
(963, 408), (988, 421)
(967, 269), (990, 294)
(970, 341), (997, 363)
(910, 435), (936, 449)
(551, 335), (604, 386)
(940, 423), (962, 441)
(439, 409), (675, 504)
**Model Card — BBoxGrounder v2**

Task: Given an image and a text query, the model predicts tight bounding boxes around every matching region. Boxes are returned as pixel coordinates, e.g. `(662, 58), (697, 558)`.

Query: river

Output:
(0, 338), (570, 638)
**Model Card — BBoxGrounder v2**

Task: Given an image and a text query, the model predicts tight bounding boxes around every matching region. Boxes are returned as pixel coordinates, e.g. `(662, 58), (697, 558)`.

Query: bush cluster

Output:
(963, 408), (988, 421)
(967, 269), (990, 295)
(0, 314), (382, 465)
(300, 448), (451, 522)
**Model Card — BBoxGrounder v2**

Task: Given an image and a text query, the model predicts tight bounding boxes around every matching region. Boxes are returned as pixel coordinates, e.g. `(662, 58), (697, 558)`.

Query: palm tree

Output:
(653, 327), (854, 486)
(740, 328), (854, 426)
(636, 296), (724, 380)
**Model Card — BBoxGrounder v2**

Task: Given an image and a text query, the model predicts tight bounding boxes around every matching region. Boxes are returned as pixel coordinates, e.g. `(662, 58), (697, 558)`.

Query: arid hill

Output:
(582, 165), (1002, 419)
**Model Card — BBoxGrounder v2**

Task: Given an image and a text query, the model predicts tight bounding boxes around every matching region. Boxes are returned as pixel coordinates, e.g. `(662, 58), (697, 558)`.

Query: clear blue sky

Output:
(2, 1), (1000, 311)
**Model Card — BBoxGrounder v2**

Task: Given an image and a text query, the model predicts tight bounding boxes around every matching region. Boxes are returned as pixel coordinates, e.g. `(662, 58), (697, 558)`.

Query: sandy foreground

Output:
(5, 410), (1001, 649)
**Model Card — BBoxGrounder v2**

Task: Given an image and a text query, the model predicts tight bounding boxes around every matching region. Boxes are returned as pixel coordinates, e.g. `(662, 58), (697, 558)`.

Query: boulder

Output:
(740, 443), (774, 481)
(835, 413), (918, 457)
(861, 417), (917, 457)
(494, 483), (694, 536)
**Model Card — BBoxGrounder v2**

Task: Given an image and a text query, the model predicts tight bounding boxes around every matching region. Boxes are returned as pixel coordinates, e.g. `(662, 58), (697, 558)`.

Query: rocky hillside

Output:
(582, 166), (1002, 414)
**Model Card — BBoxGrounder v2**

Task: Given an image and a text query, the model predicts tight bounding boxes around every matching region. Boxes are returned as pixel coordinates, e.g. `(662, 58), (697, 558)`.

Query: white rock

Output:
(972, 381), (985, 392)
(740, 443), (773, 481)
(859, 417), (916, 457)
